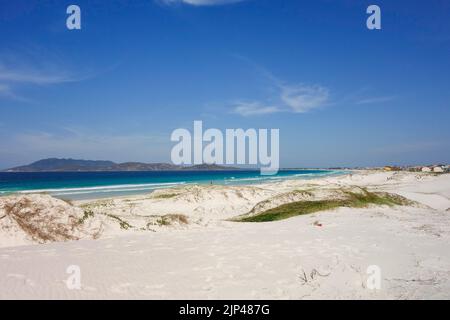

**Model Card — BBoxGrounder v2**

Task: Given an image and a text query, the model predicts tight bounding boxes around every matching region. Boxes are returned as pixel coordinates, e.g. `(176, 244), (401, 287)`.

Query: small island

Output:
(3, 158), (239, 172)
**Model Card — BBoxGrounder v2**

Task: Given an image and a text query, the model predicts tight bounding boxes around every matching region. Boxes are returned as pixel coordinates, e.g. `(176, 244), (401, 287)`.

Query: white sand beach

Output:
(1, 170), (450, 299)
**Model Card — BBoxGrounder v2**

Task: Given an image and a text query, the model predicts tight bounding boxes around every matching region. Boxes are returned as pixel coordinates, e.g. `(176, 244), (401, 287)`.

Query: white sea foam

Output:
(17, 182), (186, 195)
(52, 185), (175, 196)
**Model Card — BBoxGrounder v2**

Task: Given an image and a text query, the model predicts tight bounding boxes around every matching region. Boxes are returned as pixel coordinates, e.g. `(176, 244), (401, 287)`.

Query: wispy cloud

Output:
(355, 96), (396, 105)
(232, 101), (280, 116)
(229, 56), (330, 117)
(280, 84), (329, 113)
(0, 82), (31, 102)
(0, 46), (105, 102)
(158, 0), (246, 6)
(230, 81), (330, 116)
(0, 61), (90, 101)
(343, 87), (397, 106)
(0, 67), (75, 85)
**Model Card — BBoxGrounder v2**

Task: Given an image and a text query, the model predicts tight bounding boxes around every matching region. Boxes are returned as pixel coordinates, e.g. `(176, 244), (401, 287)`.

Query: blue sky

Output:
(0, 0), (449, 169)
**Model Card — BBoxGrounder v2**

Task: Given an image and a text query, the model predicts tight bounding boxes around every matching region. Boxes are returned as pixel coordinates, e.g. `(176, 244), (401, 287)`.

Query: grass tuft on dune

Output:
(152, 193), (178, 199)
(234, 189), (411, 222)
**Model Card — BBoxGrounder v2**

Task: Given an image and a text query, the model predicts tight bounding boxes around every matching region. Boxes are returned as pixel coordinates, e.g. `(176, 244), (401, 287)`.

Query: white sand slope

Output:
(0, 171), (450, 299)
(0, 195), (103, 248)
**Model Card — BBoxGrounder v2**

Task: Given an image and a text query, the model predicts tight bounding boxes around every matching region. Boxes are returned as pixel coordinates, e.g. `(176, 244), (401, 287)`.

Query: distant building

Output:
(421, 167), (432, 172)
(433, 166), (444, 173)
(384, 166), (400, 171)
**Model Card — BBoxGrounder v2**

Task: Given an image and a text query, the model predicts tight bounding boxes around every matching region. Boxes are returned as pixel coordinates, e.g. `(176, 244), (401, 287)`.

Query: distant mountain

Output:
(5, 158), (116, 172)
(3, 158), (237, 172)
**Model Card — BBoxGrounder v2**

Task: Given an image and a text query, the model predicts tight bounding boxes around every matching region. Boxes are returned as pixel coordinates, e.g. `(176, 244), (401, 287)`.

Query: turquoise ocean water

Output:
(0, 170), (344, 200)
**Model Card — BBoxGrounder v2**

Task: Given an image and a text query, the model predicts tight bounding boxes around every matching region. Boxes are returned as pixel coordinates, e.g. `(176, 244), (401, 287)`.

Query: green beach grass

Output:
(234, 189), (411, 223)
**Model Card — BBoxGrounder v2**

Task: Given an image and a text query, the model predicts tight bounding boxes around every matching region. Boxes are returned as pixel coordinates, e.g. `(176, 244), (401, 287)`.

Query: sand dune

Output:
(1, 170), (450, 299)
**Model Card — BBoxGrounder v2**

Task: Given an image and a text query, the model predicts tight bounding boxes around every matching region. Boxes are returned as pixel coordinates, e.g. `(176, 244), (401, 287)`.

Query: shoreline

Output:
(1, 170), (450, 299)
(0, 169), (344, 201)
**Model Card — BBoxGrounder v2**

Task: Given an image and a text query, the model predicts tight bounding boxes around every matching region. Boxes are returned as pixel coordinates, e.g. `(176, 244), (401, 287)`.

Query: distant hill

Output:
(5, 158), (117, 172)
(4, 158), (238, 172)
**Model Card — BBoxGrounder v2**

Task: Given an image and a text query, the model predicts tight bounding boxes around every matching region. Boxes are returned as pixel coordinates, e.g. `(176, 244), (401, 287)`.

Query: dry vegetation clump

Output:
(104, 213), (134, 230)
(145, 214), (189, 228)
(0, 195), (103, 244)
(152, 193), (178, 199)
(160, 214), (189, 225)
(148, 188), (184, 200)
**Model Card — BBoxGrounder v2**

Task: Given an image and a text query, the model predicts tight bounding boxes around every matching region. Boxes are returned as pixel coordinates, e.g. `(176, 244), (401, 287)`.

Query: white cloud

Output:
(231, 83), (330, 117)
(228, 57), (330, 117)
(159, 0), (245, 6)
(232, 101), (280, 116)
(280, 84), (329, 113)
